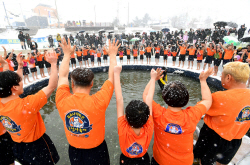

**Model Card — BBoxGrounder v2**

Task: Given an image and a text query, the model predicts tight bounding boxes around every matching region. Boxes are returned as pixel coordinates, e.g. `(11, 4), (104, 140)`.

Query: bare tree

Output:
(142, 13), (150, 26)
(133, 16), (142, 27)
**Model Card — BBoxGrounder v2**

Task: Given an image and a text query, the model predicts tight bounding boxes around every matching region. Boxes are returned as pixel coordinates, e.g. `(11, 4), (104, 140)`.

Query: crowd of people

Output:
(0, 38), (250, 165)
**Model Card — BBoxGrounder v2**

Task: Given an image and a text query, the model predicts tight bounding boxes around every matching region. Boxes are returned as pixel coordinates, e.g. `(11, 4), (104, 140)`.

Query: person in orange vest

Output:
(97, 50), (102, 66)
(89, 47), (96, 67)
(187, 44), (196, 69)
(171, 46), (178, 66)
(133, 46), (138, 64)
(126, 46), (131, 65)
(114, 65), (154, 165)
(56, 38), (120, 165)
(0, 52), (60, 164)
(220, 42), (235, 65)
(139, 47), (145, 64)
(163, 46), (169, 66)
(76, 47), (83, 68)
(70, 51), (76, 69)
(145, 45), (153, 65)
(196, 47), (204, 70)
(28, 52), (39, 81)
(82, 46), (90, 67)
(154, 45), (161, 65)
(203, 42), (215, 70)
(36, 51), (46, 78)
(177, 41), (188, 68)
(194, 62), (250, 165)
(103, 45), (108, 65)
(144, 68), (213, 165)
(119, 48), (124, 65)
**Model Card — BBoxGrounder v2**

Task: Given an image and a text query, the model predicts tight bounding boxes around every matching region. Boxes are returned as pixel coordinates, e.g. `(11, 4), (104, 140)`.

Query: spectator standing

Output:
(18, 31), (26, 50)
(25, 33), (31, 48)
(238, 25), (246, 40)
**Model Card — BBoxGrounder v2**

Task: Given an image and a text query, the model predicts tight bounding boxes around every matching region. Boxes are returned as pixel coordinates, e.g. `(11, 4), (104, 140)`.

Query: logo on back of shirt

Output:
(126, 142), (143, 156)
(65, 110), (92, 135)
(0, 116), (21, 133)
(165, 123), (182, 134)
(236, 106), (250, 122)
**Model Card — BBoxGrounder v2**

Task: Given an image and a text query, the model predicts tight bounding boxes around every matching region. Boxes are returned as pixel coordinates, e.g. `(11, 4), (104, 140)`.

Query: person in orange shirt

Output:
(103, 45), (108, 65)
(76, 47), (83, 68)
(56, 38), (120, 165)
(194, 62), (250, 165)
(163, 46), (169, 66)
(0, 123), (15, 165)
(28, 53), (39, 81)
(203, 42), (215, 70)
(70, 52), (76, 69)
(82, 46), (90, 67)
(126, 46), (131, 65)
(171, 46), (178, 66)
(144, 68), (213, 165)
(139, 47), (145, 64)
(212, 42), (223, 76)
(43, 50), (51, 75)
(114, 65), (154, 165)
(154, 45), (161, 65)
(145, 45), (152, 65)
(0, 52), (59, 164)
(119, 48), (124, 64)
(177, 41), (188, 68)
(196, 47), (204, 70)
(22, 55), (32, 84)
(5, 49), (15, 71)
(89, 47), (96, 67)
(133, 46), (138, 64)
(187, 44), (196, 69)
(220, 42), (235, 65)
(97, 51), (102, 66)
(36, 51), (46, 78)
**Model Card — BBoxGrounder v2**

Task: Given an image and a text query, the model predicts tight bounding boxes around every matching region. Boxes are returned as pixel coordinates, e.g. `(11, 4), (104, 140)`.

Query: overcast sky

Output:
(0, 0), (250, 28)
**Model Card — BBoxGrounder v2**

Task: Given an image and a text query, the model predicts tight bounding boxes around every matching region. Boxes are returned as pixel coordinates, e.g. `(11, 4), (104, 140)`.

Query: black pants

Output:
(120, 152), (150, 165)
(0, 132), (15, 165)
(69, 140), (110, 165)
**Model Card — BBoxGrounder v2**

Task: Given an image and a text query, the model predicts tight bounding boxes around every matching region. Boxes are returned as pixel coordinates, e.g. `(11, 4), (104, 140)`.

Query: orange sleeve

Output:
(117, 116), (128, 136)
(55, 85), (72, 109)
(152, 101), (164, 119)
(90, 80), (114, 113)
(23, 90), (47, 114)
(185, 103), (207, 123)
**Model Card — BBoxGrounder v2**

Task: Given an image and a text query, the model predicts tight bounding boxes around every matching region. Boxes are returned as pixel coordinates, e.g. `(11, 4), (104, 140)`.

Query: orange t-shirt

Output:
(28, 57), (36, 68)
(197, 50), (204, 60)
(119, 51), (124, 57)
(82, 50), (89, 56)
(155, 48), (161, 54)
(5, 59), (14, 71)
(103, 50), (108, 55)
(188, 48), (196, 55)
(204, 89), (250, 141)
(179, 46), (186, 55)
(0, 90), (47, 142)
(36, 54), (43, 61)
(133, 49), (138, 57)
(0, 122), (6, 136)
(207, 48), (215, 56)
(118, 116), (153, 158)
(97, 53), (101, 58)
(126, 49), (131, 55)
(152, 101), (206, 165)
(145, 47), (152, 53)
(164, 50), (168, 55)
(71, 53), (75, 58)
(171, 52), (177, 57)
(76, 51), (82, 57)
(89, 50), (95, 56)
(140, 51), (144, 55)
(55, 80), (114, 149)
(0, 64), (3, 72)
(224, 49), (234, 60)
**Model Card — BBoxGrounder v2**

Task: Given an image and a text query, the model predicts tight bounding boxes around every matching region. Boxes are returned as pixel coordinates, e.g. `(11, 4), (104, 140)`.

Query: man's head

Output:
(227, 44), (233, 50)
(221, 62), (250, 89)
(125, 100), (149, 128)
(0, 71), (23, 98)
(162, 81), (189, 107)
(70, 68), (94, 90)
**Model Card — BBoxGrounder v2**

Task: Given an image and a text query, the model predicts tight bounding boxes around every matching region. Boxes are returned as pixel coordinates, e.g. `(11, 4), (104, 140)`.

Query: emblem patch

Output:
(126, 142), (143, 155)
(236, 106), (250, 122)
(65, 111), (92, 135)
(165, 123), (182, 134)
(0, 116), (21, 133)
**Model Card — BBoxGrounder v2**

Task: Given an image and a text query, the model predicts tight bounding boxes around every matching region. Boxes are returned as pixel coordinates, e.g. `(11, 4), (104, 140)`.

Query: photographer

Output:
(48, 35), (54, 48)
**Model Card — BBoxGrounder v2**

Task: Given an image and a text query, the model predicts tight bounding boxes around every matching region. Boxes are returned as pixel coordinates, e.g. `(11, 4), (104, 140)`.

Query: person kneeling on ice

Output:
(194, 62), (250, 165)
(0, 51), (60, 164)
(144, 68), (213, 165)
(114, 65), (155, 165)
(56, 38), (120, 165)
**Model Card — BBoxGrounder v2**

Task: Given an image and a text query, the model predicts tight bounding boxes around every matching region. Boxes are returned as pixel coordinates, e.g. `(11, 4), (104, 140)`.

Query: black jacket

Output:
(18, 33), (26, 42)
(30, 42), (38, 50)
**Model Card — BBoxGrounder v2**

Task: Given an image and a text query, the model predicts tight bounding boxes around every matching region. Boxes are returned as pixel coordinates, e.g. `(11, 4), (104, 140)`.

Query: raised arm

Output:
(104, 39), (121, 84)
(16, 53), (23, 79)
(145, 69), (157, 115)
(0, 55), (9, 71)
(219, 42), (226, 50)
(1, 46), (7, 59)
(114, 65), (124, 118)
(198, 67), (213, 111)
(42, 51), (58, 98)
(58, 38), (76, 87)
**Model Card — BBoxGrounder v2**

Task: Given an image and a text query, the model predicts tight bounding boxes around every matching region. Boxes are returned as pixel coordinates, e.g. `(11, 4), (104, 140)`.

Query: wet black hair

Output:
(71, 68), (94, 87)
(0, 71), (21, 98)
(125, 100), (150, 128)
(162, 81), (189, 107)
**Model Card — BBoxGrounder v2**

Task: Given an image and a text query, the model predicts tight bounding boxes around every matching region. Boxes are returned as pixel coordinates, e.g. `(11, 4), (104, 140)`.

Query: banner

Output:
(0, 38), (58, 44)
